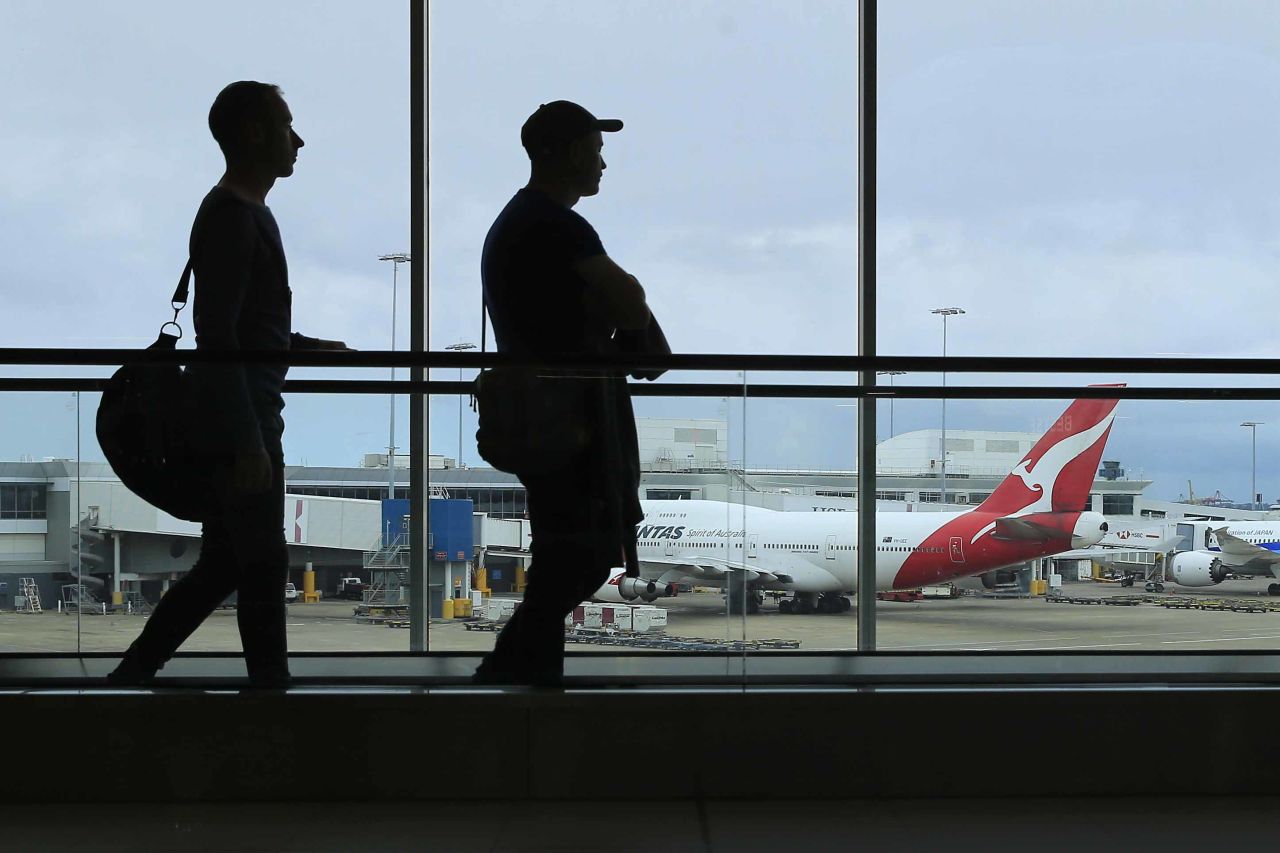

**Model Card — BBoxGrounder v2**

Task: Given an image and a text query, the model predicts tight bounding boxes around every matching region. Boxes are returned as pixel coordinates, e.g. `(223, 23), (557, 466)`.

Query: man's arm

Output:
(574, 254), (650, 330)
(614, 312), (671, 381)
(192, 205), (276, 492)
(193, 206), (266, 457)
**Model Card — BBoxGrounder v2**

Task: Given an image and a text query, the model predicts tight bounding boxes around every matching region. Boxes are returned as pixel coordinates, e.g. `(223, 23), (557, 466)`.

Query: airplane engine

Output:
(617, 577), (656, 601)
(1071, 512), (1110, 548)
(1169, 552), (1228, 587)
(593, 572), (679, 604)
(618, 577), (678, 602)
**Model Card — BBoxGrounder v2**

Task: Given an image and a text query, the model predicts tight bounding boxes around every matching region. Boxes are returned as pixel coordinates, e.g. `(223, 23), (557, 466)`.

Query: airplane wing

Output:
(639, 555), (790, 586)
(1212, 528), (1280, 570)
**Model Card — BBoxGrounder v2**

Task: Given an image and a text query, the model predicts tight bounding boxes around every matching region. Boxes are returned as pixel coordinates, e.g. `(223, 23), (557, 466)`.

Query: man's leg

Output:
(475, 475), (615, 684)
(108, 522), (239, 682)
(227, 451), (290, 687)
(513, 532), (614, 679)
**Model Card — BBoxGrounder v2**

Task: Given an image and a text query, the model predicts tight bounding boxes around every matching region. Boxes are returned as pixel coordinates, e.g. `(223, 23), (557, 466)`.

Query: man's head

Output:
(208, 81), (304, 178)
(521, 100), (622, 198)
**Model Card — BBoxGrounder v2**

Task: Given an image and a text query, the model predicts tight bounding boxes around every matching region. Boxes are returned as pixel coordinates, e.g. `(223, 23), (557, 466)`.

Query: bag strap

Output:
(159, 259), (194, 341)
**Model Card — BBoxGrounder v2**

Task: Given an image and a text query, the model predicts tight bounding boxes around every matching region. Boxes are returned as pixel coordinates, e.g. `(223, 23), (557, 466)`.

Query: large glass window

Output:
(7, 0), (1280, 682)
(427, 0), (860, 665)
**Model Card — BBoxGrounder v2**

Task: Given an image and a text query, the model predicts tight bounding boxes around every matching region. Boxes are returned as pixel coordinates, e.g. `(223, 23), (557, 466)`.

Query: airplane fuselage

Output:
(635, 500), (1108, 593)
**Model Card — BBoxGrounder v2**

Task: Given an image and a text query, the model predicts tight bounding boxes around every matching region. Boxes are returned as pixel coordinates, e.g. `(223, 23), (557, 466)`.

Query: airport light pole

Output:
(931, 307), (965, 508)
(445, 342), (477, 468)
(1242, 421), (1264, 510)
(379, 253), (411, 507)
(877, 370), (906, 439)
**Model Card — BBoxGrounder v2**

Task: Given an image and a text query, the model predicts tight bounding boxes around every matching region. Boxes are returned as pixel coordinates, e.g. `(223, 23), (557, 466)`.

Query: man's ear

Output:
(241, 121), (266, 149)
(567, 137), (591, 168)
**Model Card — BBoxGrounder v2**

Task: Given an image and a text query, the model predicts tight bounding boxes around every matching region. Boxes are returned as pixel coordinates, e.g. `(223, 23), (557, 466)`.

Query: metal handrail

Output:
(3, 347), (1280, 375)
(4, 377), (1280, 402)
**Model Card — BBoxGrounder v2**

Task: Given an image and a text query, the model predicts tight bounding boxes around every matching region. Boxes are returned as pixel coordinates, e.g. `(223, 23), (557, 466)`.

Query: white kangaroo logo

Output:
(970, 412), (1114, 545)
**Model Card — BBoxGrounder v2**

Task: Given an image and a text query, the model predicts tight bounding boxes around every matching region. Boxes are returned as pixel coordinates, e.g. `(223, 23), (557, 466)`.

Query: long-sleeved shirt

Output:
(186, 186), (316, 453)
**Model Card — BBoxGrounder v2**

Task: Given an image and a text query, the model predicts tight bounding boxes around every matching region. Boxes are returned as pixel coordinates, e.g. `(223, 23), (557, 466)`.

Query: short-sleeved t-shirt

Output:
(481, 188), (606, 356)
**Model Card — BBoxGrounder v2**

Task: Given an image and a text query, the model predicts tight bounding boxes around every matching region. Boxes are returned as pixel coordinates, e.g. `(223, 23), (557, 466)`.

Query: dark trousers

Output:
(120, 444), (289, 684)
(476, 471), (619, 682)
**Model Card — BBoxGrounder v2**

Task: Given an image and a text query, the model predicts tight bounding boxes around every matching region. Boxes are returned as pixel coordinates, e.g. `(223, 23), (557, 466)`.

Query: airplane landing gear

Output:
(779, 593), (848, 614)
(725, 575), (762, 615)
(782, 592), (817, 614)
(818, 593), (851, 614)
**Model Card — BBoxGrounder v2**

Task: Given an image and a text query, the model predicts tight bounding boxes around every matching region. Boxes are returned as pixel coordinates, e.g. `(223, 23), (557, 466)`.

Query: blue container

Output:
(381, 498), (474, 562)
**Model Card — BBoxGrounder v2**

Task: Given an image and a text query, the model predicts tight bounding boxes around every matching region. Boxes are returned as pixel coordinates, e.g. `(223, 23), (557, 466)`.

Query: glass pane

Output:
(66, 390), (415, 657)
(1, 0), (409, 664)
(724, 380), (859, 653)
(429, 381), (753, 667)
(875, 382), (1280, 652)
(878, 1), (1280, 359)
(427, 0), (858, 356)
(427, 0), (859, 680)
(0, 393), (88, 653)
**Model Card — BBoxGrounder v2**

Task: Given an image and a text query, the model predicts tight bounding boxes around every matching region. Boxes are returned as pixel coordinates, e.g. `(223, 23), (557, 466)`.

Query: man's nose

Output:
(293, 131), (305, 149)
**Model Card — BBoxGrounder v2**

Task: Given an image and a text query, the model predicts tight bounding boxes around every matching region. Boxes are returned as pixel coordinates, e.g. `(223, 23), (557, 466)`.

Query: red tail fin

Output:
(975, 387), (1123, 516)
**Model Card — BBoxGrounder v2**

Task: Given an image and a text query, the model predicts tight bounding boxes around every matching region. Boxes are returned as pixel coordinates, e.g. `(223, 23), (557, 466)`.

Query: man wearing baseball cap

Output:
(476, 100), (668, 686)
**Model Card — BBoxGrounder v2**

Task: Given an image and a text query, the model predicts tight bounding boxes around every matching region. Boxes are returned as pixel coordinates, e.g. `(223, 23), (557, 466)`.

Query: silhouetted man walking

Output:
(109, 82), (347, 688)
(475, 100), (666, 686)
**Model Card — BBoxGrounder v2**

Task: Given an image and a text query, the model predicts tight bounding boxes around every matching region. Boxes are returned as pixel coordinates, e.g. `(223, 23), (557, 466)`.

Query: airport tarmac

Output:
(7, 578), (1280, 656)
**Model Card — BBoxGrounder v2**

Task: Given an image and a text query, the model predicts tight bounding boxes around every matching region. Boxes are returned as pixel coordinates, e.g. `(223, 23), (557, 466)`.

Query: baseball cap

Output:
(520, 100), (623, 154)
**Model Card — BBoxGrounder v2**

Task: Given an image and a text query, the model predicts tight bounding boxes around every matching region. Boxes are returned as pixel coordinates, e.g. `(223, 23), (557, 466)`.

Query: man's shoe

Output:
(246, 672), (294, 690)
(471, 667), (562, 689)
(105, 658), (156, 687)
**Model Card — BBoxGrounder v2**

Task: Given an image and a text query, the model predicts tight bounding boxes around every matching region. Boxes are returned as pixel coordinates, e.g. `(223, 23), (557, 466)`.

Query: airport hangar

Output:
(1, 418), (1271, 612)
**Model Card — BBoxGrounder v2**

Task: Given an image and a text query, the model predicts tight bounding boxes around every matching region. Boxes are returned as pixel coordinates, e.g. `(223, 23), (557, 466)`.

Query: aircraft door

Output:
(1174, 522), (1214, 552)
(747, 534), (758, 559)
(664, 537), (676, 557)
(949, 536), (965, 564)
(824, 534), (837, 560)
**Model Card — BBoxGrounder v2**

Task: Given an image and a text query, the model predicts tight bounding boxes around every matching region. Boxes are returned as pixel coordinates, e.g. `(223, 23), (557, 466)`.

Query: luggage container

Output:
(580, 603), (605, 629)
(488, 598), (519, 622)
(603, 605), (633, 631)
(631, 606), (668, 633)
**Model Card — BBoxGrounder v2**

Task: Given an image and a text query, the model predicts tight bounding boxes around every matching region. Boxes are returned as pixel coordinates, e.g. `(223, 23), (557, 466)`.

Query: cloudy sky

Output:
(2, 1), (1279, 503)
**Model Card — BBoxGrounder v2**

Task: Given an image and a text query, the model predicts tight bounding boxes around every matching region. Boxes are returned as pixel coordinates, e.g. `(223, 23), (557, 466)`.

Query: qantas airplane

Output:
(593, 391), (1120, 614)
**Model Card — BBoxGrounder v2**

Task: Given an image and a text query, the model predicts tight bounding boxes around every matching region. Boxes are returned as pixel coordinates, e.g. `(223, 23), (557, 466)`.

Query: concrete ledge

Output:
(3, 687), (1278, 801)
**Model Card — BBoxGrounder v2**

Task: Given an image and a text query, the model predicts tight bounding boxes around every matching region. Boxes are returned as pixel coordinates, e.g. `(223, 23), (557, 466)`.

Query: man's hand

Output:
(307, 338), (354, 351)
(231, 448), (273, 494)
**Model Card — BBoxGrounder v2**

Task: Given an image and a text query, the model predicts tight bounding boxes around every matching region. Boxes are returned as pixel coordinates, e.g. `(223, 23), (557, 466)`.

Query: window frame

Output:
(3, 0), (1280, 685)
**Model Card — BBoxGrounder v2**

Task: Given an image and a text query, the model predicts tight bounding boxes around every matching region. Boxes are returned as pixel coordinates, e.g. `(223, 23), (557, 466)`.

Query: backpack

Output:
(96, 261), (214, 522)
